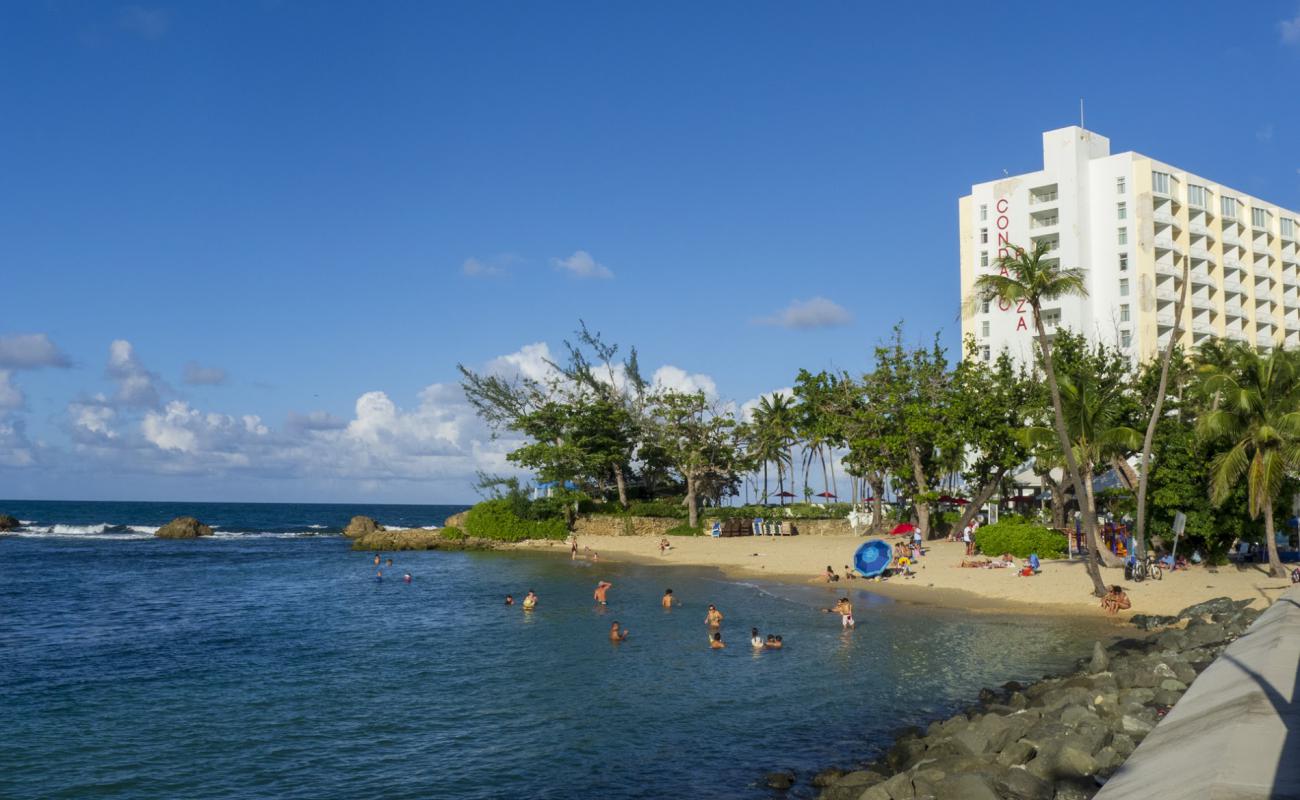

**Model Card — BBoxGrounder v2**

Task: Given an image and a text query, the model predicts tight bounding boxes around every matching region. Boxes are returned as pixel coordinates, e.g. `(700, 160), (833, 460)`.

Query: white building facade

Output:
(959, 126), (1300, 365)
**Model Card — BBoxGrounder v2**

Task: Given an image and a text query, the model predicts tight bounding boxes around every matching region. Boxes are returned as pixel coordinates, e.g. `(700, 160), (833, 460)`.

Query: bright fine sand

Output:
(523, 535), (1293, 617)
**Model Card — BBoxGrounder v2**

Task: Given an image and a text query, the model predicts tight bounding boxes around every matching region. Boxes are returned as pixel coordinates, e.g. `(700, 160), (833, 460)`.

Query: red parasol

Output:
(815, 491), (838, 499)
(891, 523), (917, 535)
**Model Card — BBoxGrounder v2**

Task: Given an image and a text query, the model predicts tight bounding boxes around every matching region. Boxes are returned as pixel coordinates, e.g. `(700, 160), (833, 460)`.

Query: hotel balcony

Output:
(1189, 245), (1215, 263)
(1155, 260), (1183, 278)
(1156, 311), (1177, 327)
(1284, 294), (1300, 310)
(1254, 262), (1274, 280)
(1029, 185), (1058, 205)
(1155, 285), (1179, 303)
(1190, 296), (1217, 313)
(1253, 240), (1273, 258)
(1153, 209), (1181, 230)
(1227, 327), (1249, 343)
(1283, 226), (1296, 244)
(1189, 222), (1214, 240)
(1257, 311), (1278, 328)
(1029, 210), (1059, 230)
(1153, 235), (1184, 255)
(1286, 315), (1300, 333)
(1257, 330), (1275, 349)
(1190, 265), (1213, 286)
(1224, 277), (1246, 295)
(1225, 301), (1245, 318)
(1222, 229), (1242, 248)
(1223, 256), (1246, 275)
(1192, 320), (1214, 337)
(1282, 246), (1298, 266)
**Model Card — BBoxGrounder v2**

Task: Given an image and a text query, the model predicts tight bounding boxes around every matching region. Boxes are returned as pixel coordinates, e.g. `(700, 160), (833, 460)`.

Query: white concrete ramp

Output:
(1095, 585), (1300, 800)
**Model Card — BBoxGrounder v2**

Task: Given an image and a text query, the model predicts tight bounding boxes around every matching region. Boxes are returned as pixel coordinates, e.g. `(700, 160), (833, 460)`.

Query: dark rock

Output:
(1119, 713), (1154, 737)
(154, 516), (213, 539)
(1003, 680), (1024, 692)
(1109, 733), (1136, 758)
(978, 687), (999, 704)
(884, 736), (928, 771)
(763, 770), (795, 790)
(1088, 641), (1109, 673)
(1054, 741), (1099, 779)
(934, 773), (1000, 800)
(1176, 596), (1237, 619)
(820, 770), (885, 800)
(1152, 689), (1182, 707)
(1130, 613), (1179, 630)
(0, 513), (19, 531)
(343, 515), (385, 538)
(994, 767), (1053, 800)
(810, 767), (845, 788)
(1051, 778), (1096, 800)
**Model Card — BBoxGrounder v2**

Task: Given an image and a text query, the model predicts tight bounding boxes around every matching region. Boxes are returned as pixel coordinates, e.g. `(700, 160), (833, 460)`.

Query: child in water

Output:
(710, 632), (725, 649)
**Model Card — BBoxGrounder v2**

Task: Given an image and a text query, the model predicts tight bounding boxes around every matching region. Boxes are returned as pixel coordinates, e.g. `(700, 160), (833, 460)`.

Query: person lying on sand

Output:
(824, 565), (840, 583)
(594, 581), (612, 604)
(609, 621), (629, 642)
(1101, 585), (1131, 615)
(705, 604), (723, 627)
(843, 564), (857, 580)
(710, 632), (725, 649)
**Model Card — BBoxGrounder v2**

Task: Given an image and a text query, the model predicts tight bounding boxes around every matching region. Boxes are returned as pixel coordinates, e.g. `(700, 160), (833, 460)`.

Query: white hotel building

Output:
(959, 126), (1300, 365)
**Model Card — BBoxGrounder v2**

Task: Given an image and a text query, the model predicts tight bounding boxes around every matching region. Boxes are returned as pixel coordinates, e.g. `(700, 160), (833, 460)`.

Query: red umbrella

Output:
(891, 523), (917, 535)
(815, 491), (838, 499)
(770, 491), (796, 498)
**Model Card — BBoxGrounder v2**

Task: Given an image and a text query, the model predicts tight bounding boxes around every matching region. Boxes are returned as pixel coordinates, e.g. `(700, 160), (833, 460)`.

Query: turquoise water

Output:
(1, 502), (1114, 799)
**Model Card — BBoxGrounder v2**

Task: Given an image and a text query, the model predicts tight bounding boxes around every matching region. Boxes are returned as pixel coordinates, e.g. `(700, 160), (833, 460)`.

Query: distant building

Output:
(959, 126), (1300, 366)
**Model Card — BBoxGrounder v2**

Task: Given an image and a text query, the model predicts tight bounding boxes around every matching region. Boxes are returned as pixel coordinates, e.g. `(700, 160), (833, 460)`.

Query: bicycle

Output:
(1128, 554), (1163, 582)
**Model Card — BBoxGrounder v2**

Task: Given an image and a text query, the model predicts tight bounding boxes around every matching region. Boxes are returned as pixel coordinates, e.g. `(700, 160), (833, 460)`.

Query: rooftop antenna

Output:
(1080, 97), (1085, 129)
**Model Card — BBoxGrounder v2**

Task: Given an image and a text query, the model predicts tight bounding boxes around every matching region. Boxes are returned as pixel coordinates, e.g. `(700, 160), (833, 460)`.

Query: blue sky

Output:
(2, 1), (1299, 503)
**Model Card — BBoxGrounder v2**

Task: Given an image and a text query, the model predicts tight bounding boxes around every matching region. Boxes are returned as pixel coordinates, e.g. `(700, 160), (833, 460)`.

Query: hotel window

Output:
(979, 204), (988, 222)
(1118, 228), (1128, 245)
(980, 227), (988, 244)
(1117, 202), (1127, 221)
(1120, 304), (1130, 323)
(1153, 171), (1171, 194)
(1120, 278), (1130, 297)
(1121, 330), (1132, 348)
(981, 321), (990, 338)
(1119, 253), (1129, 271)
(1222, 196), (1237, 219)
(980, 251), (989, 267)
(1188, 184), (1209, 210)
(981, 346), (990, 362)
(981, 299), (990, 314)
(1283, 218), (1295, 238)
(1117, 176), (1126, 194)
(1253, 207), (1271, 229)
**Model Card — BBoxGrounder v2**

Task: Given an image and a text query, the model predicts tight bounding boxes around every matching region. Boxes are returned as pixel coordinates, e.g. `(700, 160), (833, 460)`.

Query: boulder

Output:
(1176, 596), (1237, 619)
(934, 773), (1000, 800)
(994, 767), (1053, 800)
(154, 516), (213, 539)
(1119, 714), (1154, 737)
(810, 768), (845, 788)
(1130, 613), (1179, 630)
(0, 513), (19, 531)
(1087, 640), (1109, 673)
(820, 770), (885, 800)
(343, 515), (385, 538)
(763, 770), (795, 790)
(442, 510), (470, 529)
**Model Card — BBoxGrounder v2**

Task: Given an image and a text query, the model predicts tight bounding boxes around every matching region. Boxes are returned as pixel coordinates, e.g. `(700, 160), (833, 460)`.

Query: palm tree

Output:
(1197, 347), (1300, 579)
(971, 240), (1107, 596)
(752, 394), (796, 505)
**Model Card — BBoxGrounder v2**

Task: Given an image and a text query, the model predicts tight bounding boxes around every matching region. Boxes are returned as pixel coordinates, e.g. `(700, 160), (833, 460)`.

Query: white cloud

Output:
(754, 297), (852, 330)
(1281, 11), (1300, 44)
(551, 250), (613, 279)
(286, 410), (347, 432)
(485, 342), (559, 383)
(107, 339), (164, 407)
(0, 333), (70, 369)
(0, 371), (24, 411)
(652, 365), (718, 398)
(0, 416), (35, 467)
(183, 362), (227, 386)
(69, 397), (118, 440)
(462, 254), (522, 278)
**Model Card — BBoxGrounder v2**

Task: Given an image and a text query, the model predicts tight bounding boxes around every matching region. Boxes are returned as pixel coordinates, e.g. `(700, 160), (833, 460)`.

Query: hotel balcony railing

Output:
(1253, 240), (1273, 257)
(1153, 235), (1184, 255)
(1155, 261), (1183, 278)
(1257, 331), (1275, 348)
(1189, 222), (1214, 239)
(1223, 257), (1246, 275)
(1225, 302), (1245, 318)
(1153, 209), (1179, 228)
(1224, 278), (1246, 295)
(1227, 328), (1249, 343)
(1029, 216), (1059, 230)
(1155, 287), (1178, 303)
(1190, 267), (1213, 286)
(1254, 262), (1274, 279)
(1287, 316), (1300, 332)
(1282, 248), (1299, 266)
(1156, 311), (1177, 327)
(1222, 230), (1242, 247)
(1189, 245), (1215, 262)
(1190, 296), (1217, 313)
(1257, 312), (1278, 327)
(1029, 192), (1058, 205)
(1192, 321), (1214, 336)
(1284, 295), (1300, 310)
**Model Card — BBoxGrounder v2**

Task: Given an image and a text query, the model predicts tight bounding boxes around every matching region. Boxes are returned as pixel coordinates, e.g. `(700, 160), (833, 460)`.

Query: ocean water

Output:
(0, 501), (1116, 799)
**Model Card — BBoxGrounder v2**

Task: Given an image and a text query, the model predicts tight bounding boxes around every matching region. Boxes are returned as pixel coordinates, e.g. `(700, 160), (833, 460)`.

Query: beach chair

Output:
(774, 520), (784, 536)
(752, 517), (763, 536)
(710, 521), (721, 538)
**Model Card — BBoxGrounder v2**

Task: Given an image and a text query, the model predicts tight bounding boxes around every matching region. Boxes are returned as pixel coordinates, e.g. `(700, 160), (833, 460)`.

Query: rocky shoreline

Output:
(774, 596), (1263, 800)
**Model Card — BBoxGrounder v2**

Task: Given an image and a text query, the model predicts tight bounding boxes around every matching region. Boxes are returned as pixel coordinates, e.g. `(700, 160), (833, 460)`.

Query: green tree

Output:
(751, 393), (796, 505)
(972, 241), (1105, 595)
(646, 390), (742, 528)
(1196, 346), (1300, 578)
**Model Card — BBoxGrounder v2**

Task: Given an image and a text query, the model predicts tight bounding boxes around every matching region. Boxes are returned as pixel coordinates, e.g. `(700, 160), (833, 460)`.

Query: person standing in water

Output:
(710, 632), (726, 649)
(403, 573), (412, 583)
(750, 628), (763, 648)
(609, 621), (629, 642)
(522, 590), (537, 611)
(505, 594), (515, 606)
(373, 554), (381, 567)
(570, 536), (578, 560)
(705, 604), (723, 627)
(661, 589), (676, 608)
(823, 597), (854, 628)
(593, 581), (613, 605)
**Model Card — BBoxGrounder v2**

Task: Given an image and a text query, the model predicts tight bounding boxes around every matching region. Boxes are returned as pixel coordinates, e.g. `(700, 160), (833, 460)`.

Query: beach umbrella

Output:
(815, 491), (837, 499)
(853, 539), (894, 578)
(891, 522), (917, 536)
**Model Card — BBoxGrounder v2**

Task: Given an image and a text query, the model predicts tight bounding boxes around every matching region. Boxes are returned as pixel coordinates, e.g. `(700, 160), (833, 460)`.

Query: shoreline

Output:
(514, 534), (1292, 619)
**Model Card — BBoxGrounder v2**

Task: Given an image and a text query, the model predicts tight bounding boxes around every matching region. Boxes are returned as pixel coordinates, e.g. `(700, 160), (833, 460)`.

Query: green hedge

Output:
(438, 526), (466, 541)
(464, 499), (569, 542)
(974, 521), (1067, 559)
(702, 502), (851, 522)
(665, 523), (704, 536)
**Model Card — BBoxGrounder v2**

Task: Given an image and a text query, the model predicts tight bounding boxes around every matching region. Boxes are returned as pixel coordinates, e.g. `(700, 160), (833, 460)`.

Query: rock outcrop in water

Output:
(155, 516), (214, 539)
(806, 597), (1261, 800)
(343, 515), (384, 538)
(349, 527), (497, 552)
(0, 514), (19, 531)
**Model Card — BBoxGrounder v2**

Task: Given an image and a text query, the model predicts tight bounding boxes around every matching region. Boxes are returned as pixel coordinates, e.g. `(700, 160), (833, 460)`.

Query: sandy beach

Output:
(523, 534), (1293, 617)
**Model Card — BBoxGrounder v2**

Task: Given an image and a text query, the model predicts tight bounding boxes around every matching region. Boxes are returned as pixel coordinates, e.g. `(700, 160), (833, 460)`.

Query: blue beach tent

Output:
(853, 539), (894, 578)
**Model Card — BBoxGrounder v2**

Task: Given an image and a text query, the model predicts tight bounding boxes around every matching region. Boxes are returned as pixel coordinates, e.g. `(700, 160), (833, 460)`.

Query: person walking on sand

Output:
(609, 621), (629, 642)
(710, 631), (726, 649)
(962, 523), (974, 556)
(662, 589), (676, 608)
(705, 604), (723, 627)
(594, 581), (613, 605)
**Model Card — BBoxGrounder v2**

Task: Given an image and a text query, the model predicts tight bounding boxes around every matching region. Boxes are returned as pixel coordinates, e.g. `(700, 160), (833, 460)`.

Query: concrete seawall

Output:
(1095, 584), (1299, 800)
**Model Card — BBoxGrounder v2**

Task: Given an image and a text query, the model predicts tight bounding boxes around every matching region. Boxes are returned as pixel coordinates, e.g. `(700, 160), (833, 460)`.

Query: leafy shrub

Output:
(666, 523), (703, 536)
(438, 526), (466, 541)
(465, 499), (569, 542)
(975, 520), (1067, 559)
(702, 503), (850, 522)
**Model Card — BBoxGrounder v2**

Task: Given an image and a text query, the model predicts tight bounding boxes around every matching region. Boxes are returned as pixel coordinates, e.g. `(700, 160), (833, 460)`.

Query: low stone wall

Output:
(1093, 584), (1300, 800)
(574, 515), (681, 538)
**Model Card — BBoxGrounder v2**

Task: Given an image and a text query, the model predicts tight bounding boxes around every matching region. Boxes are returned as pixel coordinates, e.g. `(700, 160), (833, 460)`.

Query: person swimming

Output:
(373, 554), (381, 567)
(403, 573), (412, 583)
(386, 558), (394, 568)
(375, 570), (383, 582)
(705, 604), (723, 627)
(594, 581), (613, 605)
(505, 594), (515, 606)
(609, 621), (629, 642)
(522, 590), (537, 610)
(766, 635), (783, 650)
(710, 631), (725, 649)
(751, 628), (763, 648)
(662, 589), (675, 608)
